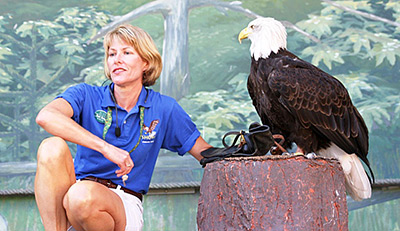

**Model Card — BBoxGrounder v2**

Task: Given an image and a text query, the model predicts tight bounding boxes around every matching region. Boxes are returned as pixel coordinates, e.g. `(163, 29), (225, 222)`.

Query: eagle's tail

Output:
(340, 153), (371, 201)
(319, 143), (371, 201)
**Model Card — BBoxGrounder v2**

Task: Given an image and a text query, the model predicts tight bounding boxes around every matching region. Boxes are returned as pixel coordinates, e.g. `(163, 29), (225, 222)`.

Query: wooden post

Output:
(197, 155), (348, 231)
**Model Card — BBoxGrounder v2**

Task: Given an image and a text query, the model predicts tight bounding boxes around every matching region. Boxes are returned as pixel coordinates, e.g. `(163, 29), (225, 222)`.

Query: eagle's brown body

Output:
(248, 49), (370, 166)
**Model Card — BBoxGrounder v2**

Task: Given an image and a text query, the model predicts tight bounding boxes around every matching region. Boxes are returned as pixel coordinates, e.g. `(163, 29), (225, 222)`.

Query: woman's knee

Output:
(37, 137), (70, 165)
(64, 182), (126, 230)
(63, 183), (95, 219)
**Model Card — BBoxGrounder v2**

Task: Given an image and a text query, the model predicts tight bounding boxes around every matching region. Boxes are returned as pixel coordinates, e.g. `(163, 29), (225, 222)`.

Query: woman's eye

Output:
(109, 53), (115, 57)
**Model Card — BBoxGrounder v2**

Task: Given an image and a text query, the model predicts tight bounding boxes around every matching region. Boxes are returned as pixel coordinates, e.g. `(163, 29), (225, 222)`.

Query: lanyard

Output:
(103, 105), (145, 154)
(104, 84), (148, 154)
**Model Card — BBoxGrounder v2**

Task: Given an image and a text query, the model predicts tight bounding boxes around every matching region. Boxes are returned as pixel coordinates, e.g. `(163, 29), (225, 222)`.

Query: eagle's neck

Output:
(250, 24), (287, 61)
(250, 41), (287, 61)
(251, 49), (287, 63)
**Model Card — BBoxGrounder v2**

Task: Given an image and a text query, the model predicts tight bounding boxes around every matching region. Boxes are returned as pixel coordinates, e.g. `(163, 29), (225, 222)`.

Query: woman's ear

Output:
(143, 61), (149, 72)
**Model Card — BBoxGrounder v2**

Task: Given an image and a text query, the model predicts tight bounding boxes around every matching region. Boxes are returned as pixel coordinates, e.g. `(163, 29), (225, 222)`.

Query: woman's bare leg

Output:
(63, 181), (127, 231)
(35, 137), (76, 231)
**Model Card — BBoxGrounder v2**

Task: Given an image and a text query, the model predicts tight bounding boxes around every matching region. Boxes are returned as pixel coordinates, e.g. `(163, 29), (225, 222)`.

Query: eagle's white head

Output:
(238, 17), (287, 61)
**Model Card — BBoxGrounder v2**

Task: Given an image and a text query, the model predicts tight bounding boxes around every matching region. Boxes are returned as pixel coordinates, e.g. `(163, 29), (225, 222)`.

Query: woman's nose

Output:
(114, 53), (123, 63)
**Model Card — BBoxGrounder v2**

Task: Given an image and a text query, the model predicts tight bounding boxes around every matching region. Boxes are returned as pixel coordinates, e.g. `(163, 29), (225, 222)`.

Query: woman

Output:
(35, 24), (211, 231)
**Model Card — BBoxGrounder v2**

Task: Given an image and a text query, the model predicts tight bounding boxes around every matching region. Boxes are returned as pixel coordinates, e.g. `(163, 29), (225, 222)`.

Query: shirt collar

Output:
(101, 83), (152, 111)
(136, 85), (151, 108)
(101, 83), (115, 108)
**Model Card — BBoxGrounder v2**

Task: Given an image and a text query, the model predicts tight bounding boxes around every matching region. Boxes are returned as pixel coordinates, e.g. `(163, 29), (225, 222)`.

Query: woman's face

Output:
(107, 38), (148, 87)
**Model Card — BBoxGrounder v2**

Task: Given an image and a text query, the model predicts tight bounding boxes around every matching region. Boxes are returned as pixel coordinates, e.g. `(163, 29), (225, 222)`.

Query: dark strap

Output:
(81, 176), (143, 201)
(222, 131), (244, 148)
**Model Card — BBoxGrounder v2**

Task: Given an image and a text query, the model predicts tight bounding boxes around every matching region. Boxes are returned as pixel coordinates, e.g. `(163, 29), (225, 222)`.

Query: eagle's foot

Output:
(289, 147), (307, 156)
(305, 152), (317, 159)
(271, 134), (287, 155)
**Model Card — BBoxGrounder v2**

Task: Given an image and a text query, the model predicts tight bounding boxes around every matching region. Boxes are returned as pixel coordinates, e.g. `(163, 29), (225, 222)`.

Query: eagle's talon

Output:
(306, 153), (317, 159)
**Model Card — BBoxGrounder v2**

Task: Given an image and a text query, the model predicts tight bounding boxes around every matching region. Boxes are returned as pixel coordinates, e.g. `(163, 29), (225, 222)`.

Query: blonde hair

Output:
(103, 24), (162, 87)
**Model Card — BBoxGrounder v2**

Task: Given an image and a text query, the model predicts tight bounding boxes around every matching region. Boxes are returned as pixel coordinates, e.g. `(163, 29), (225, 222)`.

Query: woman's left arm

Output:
(188, 136), (213, 161)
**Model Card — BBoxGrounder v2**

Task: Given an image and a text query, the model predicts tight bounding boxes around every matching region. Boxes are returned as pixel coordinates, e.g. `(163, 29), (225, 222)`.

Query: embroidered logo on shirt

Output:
(95, 110), (107, 124)
(142, 119), (159, 143)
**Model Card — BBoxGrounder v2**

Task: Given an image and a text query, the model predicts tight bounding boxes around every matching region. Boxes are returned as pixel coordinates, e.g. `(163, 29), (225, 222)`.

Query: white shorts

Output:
(110, 186), (144, 231)
(68, 185), (143, 231)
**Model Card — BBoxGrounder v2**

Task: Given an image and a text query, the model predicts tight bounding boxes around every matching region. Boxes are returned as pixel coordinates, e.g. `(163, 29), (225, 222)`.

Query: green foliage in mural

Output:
(0, 7), (111, 162)
(0, 1), (399, 230)
(179, 73), (260, 147)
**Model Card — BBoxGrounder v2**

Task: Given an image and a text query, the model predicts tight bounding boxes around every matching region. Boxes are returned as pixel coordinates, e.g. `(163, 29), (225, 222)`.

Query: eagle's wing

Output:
(267, 55), (369, 161)
(247, 64), (273, 128)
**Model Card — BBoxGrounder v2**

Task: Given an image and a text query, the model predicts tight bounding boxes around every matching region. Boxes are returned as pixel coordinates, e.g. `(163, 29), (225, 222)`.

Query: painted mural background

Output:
(0, 0), (399, 230)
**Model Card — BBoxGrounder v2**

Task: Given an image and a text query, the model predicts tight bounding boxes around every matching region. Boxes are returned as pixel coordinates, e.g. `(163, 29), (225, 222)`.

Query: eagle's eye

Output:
(250, 25), (255, 30)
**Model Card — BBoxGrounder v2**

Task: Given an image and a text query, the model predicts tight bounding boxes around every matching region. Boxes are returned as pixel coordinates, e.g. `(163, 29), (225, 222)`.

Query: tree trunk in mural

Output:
(197, 156), (349, 230)
(89, 0), (260, 100)
(160, 0), (190, 99)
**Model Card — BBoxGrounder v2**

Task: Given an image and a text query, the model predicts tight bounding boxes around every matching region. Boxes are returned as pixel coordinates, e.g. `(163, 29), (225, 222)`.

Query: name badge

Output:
(95, 110), (107, 124)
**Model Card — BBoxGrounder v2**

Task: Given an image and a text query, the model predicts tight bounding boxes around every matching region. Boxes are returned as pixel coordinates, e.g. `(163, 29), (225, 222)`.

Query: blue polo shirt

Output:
(56, 83), (200, 194)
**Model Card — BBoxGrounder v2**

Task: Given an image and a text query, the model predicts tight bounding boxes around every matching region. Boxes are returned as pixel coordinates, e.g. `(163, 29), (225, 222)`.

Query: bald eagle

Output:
(238, 17), (374, 201)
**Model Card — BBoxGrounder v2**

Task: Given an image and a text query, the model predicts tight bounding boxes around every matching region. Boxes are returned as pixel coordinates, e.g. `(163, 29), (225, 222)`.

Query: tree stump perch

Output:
(197, 155), (348, 231)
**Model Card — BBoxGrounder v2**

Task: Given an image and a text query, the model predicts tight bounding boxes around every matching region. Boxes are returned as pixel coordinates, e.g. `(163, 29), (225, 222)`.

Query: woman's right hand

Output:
(101, 142), (134, 177)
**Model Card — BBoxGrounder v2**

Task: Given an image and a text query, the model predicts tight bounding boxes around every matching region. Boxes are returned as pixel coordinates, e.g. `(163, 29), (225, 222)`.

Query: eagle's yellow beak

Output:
(238, 27), (250, 44)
